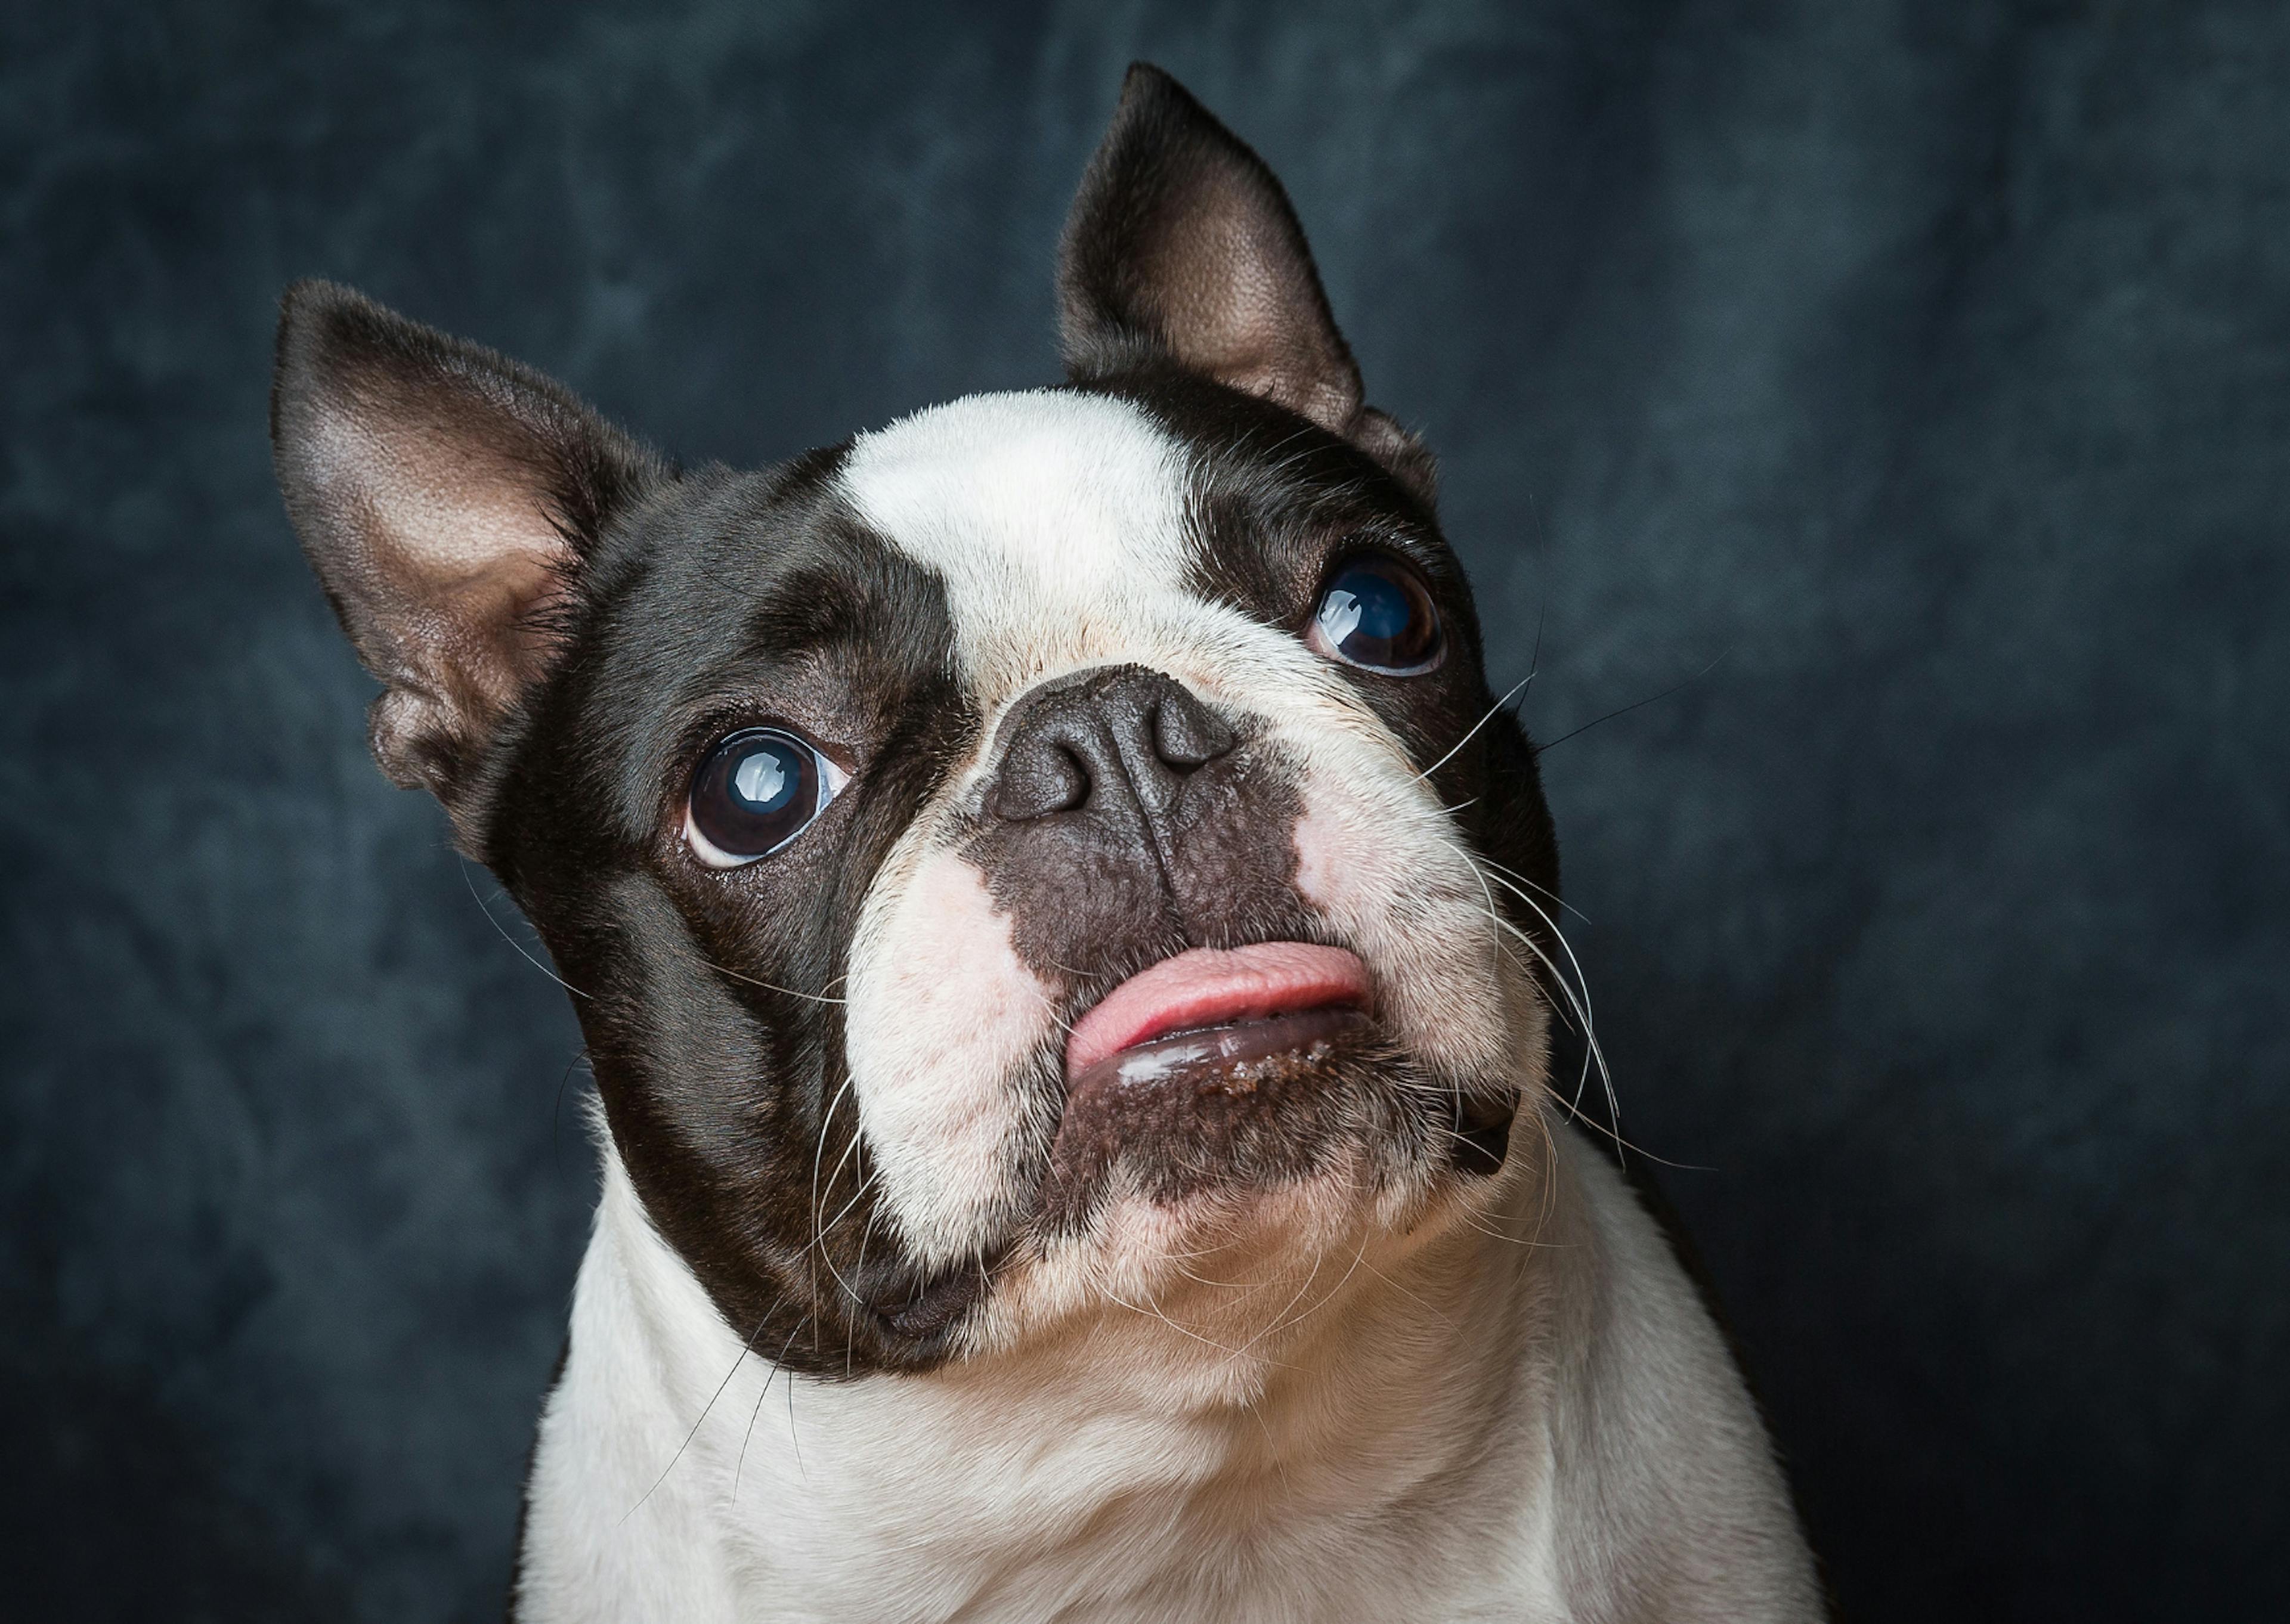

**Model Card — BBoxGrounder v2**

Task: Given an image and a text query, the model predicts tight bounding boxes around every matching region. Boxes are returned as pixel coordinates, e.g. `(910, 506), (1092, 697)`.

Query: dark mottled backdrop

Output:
(2, 1), (2283, 1618)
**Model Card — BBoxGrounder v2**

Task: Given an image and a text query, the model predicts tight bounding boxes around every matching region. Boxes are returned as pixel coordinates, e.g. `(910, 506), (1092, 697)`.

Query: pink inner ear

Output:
(274, 280), (657, 817)
(1064, 943), (1375, 1079)
(1135, 187), (1358, 434)
(1056, 67), (1435, 498)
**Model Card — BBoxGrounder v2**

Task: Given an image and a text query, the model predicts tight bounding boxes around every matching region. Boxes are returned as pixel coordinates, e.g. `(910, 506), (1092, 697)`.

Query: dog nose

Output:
(986, 665), (1235, 825)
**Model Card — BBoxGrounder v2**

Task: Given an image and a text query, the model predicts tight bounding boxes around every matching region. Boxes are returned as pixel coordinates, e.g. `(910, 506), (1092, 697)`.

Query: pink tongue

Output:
(1063, 943), (1373, 1081)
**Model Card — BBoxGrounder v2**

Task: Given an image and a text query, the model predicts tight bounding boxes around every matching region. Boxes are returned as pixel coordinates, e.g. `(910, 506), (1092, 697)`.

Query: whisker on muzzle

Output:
(700, 956), (850, 1005)
(1463, 857), (1618, 1139)
(1407, 672), (1534, 787)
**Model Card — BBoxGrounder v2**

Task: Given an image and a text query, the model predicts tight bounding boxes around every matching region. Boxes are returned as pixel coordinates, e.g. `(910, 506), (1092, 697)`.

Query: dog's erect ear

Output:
(1059, 64), (1434, 501)
(270, 281), (660, 823)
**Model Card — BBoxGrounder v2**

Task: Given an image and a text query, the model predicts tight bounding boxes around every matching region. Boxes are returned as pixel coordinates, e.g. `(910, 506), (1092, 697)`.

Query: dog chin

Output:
(962, 1047), (1528, 1363)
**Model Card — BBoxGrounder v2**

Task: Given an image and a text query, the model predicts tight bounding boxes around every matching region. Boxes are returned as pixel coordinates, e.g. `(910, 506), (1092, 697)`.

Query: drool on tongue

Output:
(1063, 943), (1374, 1081)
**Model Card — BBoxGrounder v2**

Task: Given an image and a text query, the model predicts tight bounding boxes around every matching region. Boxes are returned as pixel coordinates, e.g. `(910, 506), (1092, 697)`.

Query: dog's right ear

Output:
(270, 281), (660, 832)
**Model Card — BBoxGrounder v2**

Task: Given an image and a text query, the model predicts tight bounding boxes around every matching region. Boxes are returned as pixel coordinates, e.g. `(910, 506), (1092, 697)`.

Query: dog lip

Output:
(1066, 1005), (1373, 1096)
(1062, 943), (1375, 1081)
(1043, 1006), (1376, 1220)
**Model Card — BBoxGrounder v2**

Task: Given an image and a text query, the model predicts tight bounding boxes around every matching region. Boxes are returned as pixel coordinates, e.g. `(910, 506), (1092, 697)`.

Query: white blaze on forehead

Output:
(838, 390), (1199, 701)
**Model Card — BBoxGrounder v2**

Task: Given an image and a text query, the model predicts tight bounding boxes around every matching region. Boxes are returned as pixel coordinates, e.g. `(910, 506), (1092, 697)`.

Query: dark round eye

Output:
(1306, 553), (1444, 675)
(684, 729), (847, 869)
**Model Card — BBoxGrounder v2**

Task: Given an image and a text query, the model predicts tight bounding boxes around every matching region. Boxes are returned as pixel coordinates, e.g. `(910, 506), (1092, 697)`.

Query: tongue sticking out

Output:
(1063, 943), (1375, 1081)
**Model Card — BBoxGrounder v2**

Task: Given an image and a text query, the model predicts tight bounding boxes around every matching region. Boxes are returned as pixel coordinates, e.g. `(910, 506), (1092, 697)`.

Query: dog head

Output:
(272, 67), (1564, 1379)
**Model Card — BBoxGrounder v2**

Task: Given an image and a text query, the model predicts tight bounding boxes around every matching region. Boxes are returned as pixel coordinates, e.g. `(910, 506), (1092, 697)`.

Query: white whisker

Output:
(701, 956), (849, 1005)
(1409, 672), (1534, 786)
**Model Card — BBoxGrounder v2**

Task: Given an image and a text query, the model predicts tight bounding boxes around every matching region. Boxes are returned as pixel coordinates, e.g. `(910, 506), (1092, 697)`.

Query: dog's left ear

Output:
(1059, 64), (1434, 503)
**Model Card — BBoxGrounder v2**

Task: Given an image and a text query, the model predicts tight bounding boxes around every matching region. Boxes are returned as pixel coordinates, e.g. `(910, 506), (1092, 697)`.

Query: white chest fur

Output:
(514, 1114), (1819, 1624)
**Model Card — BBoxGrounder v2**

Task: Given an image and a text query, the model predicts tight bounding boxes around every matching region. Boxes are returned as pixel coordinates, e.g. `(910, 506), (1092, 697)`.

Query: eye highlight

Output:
(1306, 553), (1444, 675)
(684, 728), (849, 869)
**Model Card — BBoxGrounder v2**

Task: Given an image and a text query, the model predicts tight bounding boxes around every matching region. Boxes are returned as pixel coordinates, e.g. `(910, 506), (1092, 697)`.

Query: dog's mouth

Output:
(1036, 944), (1514, 1220)
(1063, 941), (1375, 1083)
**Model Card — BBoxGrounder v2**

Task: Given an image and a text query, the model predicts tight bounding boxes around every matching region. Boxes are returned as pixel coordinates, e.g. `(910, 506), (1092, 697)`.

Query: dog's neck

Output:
(521, 1108), (1815, 1624)
(526, 1127), (1590, 1621)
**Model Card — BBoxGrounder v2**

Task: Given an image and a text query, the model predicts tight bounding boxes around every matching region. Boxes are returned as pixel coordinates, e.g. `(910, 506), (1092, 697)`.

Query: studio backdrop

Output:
(2, 2), (2283, 1619)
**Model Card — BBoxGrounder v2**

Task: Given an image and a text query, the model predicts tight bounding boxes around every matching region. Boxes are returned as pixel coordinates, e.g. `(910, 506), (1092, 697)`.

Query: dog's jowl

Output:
(272, 64), (1822, 1624)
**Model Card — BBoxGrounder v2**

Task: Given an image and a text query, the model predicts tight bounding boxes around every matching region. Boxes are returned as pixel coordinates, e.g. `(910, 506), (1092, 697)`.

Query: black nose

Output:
(986, 665), (1236, 826)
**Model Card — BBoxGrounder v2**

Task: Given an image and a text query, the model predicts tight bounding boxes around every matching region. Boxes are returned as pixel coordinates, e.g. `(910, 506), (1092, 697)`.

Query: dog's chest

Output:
(517, 1153), (1567, 1624)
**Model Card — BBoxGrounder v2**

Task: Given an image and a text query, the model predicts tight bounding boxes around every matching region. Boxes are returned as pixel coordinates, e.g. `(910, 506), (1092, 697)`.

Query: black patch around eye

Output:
(686, 727), (834, 864)
(1310, 553), (1443, 674)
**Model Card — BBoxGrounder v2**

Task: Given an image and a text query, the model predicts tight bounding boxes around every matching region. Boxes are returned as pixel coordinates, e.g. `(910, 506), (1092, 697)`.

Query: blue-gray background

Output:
(4, 1), (2283, 1618)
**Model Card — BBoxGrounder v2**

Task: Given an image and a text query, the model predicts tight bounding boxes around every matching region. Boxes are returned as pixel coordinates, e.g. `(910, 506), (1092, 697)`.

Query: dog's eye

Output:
(1306, 554), (1444, 675)
(684, 729), (849, 869)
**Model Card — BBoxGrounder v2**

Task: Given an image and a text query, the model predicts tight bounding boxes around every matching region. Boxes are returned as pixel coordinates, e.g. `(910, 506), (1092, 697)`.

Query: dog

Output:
(271, 63), (1821, 1624)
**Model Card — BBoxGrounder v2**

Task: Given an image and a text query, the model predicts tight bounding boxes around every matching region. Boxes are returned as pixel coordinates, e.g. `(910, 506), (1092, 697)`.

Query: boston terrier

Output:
(271, 63), (1821, 1624)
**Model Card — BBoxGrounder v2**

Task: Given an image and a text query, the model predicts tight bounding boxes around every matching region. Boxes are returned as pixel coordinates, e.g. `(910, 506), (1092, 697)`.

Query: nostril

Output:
(1152, 690), (1236, 770)
(985, 666), (1232, 825)
(989, 742), (1091, 821)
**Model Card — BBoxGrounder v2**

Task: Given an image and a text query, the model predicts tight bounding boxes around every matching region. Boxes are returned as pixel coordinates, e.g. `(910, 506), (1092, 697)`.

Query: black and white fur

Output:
(273, 65), (1821, 1623)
